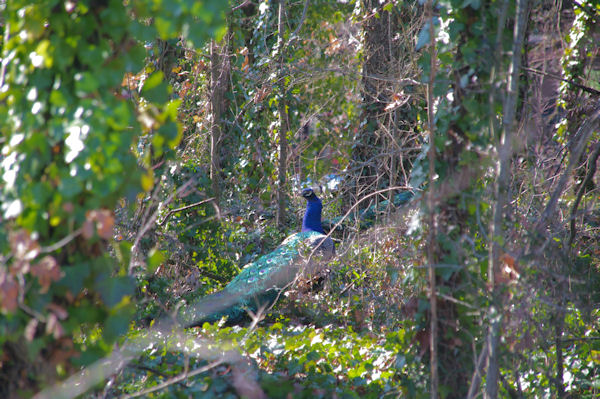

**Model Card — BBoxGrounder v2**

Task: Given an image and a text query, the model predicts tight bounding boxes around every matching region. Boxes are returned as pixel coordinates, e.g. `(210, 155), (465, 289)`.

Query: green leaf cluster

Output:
(0, 0), (225, 393)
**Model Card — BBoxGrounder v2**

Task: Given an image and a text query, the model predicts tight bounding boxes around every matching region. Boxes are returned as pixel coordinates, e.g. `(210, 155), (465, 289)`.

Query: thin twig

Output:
(40, 228), (83, 254)
(0, 21), (9, 88)
(568, 142), (600, 247)
(467, 342), (489, 399)
(121, 360), (223, 399)
(535, 100), (600, 235)
(290, 0), (310, 39)
(306, 185), (416, 262)
(158, 197), (215, 226)
(560, 336), (600, 344)
(129, 178), (196, 273)
(523, 66), (600, 97)
(231, 0), (251, 12)
(128, 363), (182, 381)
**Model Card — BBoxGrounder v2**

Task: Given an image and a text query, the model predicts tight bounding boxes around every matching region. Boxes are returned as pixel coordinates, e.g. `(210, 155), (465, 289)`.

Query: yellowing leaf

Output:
(141, 170), (154, 192)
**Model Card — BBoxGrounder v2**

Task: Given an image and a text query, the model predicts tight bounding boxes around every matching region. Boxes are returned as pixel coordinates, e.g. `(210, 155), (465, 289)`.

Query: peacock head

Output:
(301, 187), (318, 201)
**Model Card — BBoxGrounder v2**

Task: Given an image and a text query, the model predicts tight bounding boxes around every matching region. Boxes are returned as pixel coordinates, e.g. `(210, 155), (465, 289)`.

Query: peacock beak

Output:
(301, 188), (314, 198)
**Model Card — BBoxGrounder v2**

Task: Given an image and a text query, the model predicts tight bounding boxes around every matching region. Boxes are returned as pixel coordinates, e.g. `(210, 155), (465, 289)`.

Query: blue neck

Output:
(302, 197), (324, 234)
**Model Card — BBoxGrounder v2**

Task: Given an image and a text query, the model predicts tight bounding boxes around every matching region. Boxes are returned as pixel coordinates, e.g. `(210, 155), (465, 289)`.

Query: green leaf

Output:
(104, 308), (133, 343)
(415, 23), (430, 51)
(96, 276), (134, 308)
(58, 176), (83, 198)
(75, 72), (100, 95)
(461, 0), (481, 9)
(147, 248), (165, 274)
(141, 71), (171, 103)
(155, 16), (176, 39)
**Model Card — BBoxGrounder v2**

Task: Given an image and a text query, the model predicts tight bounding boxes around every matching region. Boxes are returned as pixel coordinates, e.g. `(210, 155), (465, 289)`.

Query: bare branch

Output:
(523, 66), (600, 97)
(568, 142), (600, 247)
(122, 360), (223, 399)
(39, 227), (83, 254)
(129, 178), (197, 273)
(158, 197), (215, 226)
(290, 0), (310, 39)
(425, 2), (439, 397)
(535, 100), (600, 234)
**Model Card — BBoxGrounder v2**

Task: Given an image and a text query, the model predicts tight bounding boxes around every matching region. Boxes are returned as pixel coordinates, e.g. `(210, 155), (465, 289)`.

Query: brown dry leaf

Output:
(25, 318), (39, 341)
(85, 209), (115, 240)
(49, 337), (78, 366)
(62, 202), (74, 213)
(0, 272), (19, 313)
(82, 219), (95, 239)
(242, 55), (250, 73)
(496, 253), (520, 285)
(415, 329), (431, 357)
(10, 259), (30, 276)
(95, 210), (114, 239)
(31, 256), (62, 293)
(121, 72), (140, 90)
(253, 87), (271, 104)
(47, 303), (68, 320)
(384, 93), (409, 112)
(9, 230), (40, 261)
(45, 313), (64, 339)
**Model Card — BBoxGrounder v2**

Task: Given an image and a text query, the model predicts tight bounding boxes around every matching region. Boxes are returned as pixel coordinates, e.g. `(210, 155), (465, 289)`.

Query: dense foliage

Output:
(1, 0), (599, 398)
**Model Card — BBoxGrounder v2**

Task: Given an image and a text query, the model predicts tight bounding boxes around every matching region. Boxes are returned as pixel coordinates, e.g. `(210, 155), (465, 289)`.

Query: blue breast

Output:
(302, 198), (324, 233)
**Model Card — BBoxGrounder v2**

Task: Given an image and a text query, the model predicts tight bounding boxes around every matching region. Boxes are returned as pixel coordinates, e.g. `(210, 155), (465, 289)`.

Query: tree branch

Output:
(535, 100), (600, 235)
(523, 66), (600, 97)
(129, 178), (196, 273)
(487, 0), (529, 396)
(568, 141), (600, 247)
(158, 198), (215, 226)
(425, 2), (439, 397)
(122, 360), (223, 399)
(467, 343), (489, 399)
(290, 0), (310, 39)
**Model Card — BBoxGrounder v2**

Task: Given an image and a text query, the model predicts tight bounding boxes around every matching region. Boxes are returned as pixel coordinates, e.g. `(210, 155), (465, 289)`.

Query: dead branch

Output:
(121, 360), (223, 399)
(568, 141), (600, 247)
(535, 100), (600, 235)
(290, 0), (310, 39)
(158, 197), (215, 226)
(523, 66), (600, 97)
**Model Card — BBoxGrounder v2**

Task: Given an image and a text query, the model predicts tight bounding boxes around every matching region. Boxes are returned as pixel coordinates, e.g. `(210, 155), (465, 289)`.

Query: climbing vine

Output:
(0, 0), (225, 394)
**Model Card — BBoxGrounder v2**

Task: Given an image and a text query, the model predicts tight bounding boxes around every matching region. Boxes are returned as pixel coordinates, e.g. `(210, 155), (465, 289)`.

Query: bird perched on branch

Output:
(179, 188), (335, 327)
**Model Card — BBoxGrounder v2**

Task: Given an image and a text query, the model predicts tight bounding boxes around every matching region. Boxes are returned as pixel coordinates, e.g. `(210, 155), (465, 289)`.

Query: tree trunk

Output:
(346, 1), (418, 212)
(425, 2), (438, 397)
(276, 0), (289, 227)
(210, 37), (230, 216)
(486, 0), (529, 397)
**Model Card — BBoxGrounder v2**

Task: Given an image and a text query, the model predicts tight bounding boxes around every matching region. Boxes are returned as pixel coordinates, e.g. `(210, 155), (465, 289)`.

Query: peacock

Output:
(179, 188), (335, 327)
